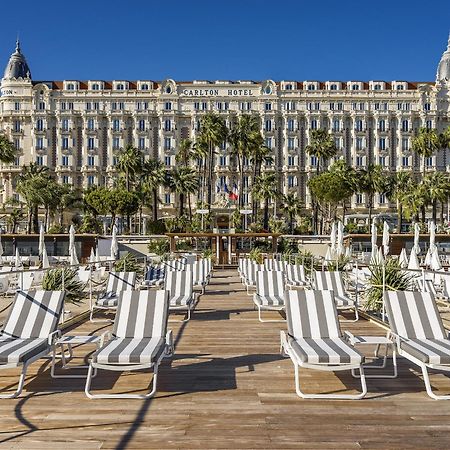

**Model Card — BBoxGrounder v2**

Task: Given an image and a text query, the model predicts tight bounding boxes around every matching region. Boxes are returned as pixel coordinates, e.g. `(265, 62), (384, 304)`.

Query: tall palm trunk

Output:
(32, 205), (39, 233)
(432, 199), (437, 223)
(179, 193), (185, 216)
(421, 205), (426, 224)
(397, 201), (403, 234)
(152, 189), (158, 222)
(207, 143), (214, 209)
(289, 212), (294, 234)
(263, 198), (269, 231)
(238, 157), (244, 209)
(440, 200), (445, 226)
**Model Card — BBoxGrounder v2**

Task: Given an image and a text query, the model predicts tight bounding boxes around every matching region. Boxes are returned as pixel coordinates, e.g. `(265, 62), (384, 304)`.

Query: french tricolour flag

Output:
(229, 183), (238, 201)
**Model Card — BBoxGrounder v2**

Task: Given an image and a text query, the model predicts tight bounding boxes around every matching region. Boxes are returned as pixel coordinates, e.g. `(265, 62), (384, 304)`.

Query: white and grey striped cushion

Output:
(245, 263), (264, 285)
(264, 259), (285, 271)
(314, 271), (355, 308)
(286, 290), (364, 364)
(255, 270), (285, 307)
(385, 291), (446, 340)
(399, 339), (450, 364)
(415, 278), (438, 297)
(0, 337), (48, 364)
(190, 261), (207, 286)
(285, 264), (307, 286)
(93, 290), (169, 365)
(286, 290), (341, 339)
(165, 270), (193, 307)
(106, 271), (136, 292)
(1, 290), (65, 339)
(145, 265), (165, 285)
(289, 337), (363, 364)
(96, 296), (119, 307)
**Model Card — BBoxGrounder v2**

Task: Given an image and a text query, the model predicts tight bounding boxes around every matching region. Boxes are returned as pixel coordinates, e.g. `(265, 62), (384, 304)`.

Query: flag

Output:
(224, 183), (229, 193)
(229, 183), (238, 201)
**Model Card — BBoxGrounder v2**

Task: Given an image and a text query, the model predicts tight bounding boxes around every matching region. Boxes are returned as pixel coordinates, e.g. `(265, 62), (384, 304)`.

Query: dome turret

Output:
(3, 40), (31, 80)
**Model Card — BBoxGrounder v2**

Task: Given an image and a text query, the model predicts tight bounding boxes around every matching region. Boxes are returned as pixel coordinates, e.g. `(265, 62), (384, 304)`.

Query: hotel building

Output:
(1, 38), (450, 220)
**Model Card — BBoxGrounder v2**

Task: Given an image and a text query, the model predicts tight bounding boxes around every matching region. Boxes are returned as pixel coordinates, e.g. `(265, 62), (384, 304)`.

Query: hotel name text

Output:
(181, 88), (255, 97)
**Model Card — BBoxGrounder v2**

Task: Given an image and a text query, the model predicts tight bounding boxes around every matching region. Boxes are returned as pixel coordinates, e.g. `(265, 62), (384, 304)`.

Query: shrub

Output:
(114, 252), (141, 272)
(148, 239), (170, 257)
(248, 247), (263, 264)
(42, 268), (85, 303)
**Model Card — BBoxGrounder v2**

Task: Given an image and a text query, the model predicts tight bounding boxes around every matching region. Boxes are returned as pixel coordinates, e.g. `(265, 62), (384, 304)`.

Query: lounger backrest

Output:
(256, 270), (285, 296)
(191, 261), (206, 284)
(18, 272), (34, 290)
(2, 290), (65, 339)
(165, 269), (193, 296)
(106, 271), (136, 292)
(314, 270), (345, 296)
(264, 259), (285, 271)
(113, 289), (169, 339)
(285, 290), (341, 339)
(285, 264), (306, 282)
(384, 291), (446, 339)
(145, 265), (164, 281)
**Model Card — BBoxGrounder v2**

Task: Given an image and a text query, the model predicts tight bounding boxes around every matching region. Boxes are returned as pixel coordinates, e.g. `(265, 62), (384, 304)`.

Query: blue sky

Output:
(1, 0), (450, 81)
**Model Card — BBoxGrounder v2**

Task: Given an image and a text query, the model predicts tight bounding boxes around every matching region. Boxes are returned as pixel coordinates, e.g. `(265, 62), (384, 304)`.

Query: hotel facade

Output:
(1, 38), (450, 220)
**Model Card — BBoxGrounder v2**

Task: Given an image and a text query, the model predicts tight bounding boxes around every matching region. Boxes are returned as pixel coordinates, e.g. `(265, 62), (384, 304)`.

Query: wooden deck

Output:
(1, 269), (450, 449)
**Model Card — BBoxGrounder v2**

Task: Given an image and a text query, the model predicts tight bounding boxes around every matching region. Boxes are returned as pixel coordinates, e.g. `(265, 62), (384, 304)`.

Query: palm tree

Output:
(386, 171), (412, 233)
(282, 192), (303, 234)
(176, 138), (194, 167)
(357, 164), (386, 226)
(305, 129), (338, 174)
(422, 172), (450, 224)
(251, 173), (278, 230)
(117, 144), (143, 191)
(168, 167), (199, 216)
(229, 114), (260, 207)
(198, 113), (228, 209)
(0, 133), (17, 164)
(141, 158), (166, 222)
(402, 184), (425, 224)
(412, 128), (440, 177)
(192, 137), (209, 206)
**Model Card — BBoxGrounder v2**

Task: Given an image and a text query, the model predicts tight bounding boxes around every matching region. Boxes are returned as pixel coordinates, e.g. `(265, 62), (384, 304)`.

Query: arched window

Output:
(117, 84), (124, 90)
(310, 119), (318, 129)
(402, 120), (409, 132)
(355, 120), (363, 131)
(308, 84), (315, 91)
(397, 85), (404, 90)
(330, 84), (337, 90)
(374, 84), (381, 90)
(352, 84), (359, 90)
(378, 119), (385, 132)
(141, 84), (149, 90)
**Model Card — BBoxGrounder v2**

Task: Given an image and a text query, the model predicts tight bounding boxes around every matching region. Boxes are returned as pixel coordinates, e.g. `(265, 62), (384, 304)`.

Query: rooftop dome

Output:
(437, 34), (450, 82)
(3, 40), (31, 80)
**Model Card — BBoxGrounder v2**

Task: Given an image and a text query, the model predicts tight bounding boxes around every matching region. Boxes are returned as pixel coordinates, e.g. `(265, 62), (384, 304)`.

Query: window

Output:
(379, 193), (386, 204)
(138, 137), (145, 149)
(87, 119), (95, 130)
(356, 137), (364, 151)
(14, 157), (20, 166)
(62, 119), (69, 131)
(138, 119), (145, 132)
(141, 84), (149, 90)
(426, 156), (433, 167)
(86, 102), (92, 111)
(310, 119), (317, 130)
(352, 84), (360, 90)
(239, 101), (252, 111)
(88, 137), (95, 150)
(379, 138), (386, 150)
(164, 119), (171, 131)
(285, 101), (296, 111)
(87, 155), (95, 166)
(87, 176), (95, 186)
(36, 137), (44, 150)
(374, 84), (381, 90)
(397, 85), (404, 90)
(424, 103), (431, 111)
(401, 138), (409, 151)
(401, 120), (409, 132)
(67, 83), (75, 90)
(116, 84), (124, 90)
(265, 137), (272, 149)
(92, 84), (100, 90)
(265, 102), (272, 111)
(310, 156), (317, 167)
(333, 120), (340, 132)
(36, 156), (44, 165)
(113, 137), (120, 149)
(164, 193), (171, 204)
(165, 102), (172, 111)
(14, 120), (20, 132)
(13, 139), (20, 150)
(287, 176), (295, 187)
(356, 155), (364, 167)
(164, 156), (171, 166)
(62, 137), (69, 150)
(355, 120), (363, 132)
(378, 156), (386, 166)
(284, 84), (293, 90)
(219, 155), (226, 166)
(62, 155), (69, 166)
(307, 84), (315, 91)
(287, 119), (295, 131)
(113, 119), (120, 131)
(38, 101), (45, 110)
(402, 156), (409, 167)
(378, 119), (385, 132)
(330, 84), (337, 90)
(36, 119), (44, 131)
(164, 137), (171, 150)
(426, 120), (433, 130)
(14, 102), (20, 111)
(243, 176), (249, 188)
(356, 193), (363, 204)
(265, 120), (272, 132)
(287, 137), (295, 150)
(62, 176), (69, 184)
(288, 155), (295, 166)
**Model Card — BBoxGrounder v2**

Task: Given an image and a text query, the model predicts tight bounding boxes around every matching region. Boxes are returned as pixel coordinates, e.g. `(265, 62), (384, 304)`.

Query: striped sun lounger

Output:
(281, 289), (366, 399)
(85, 289), (172, 399)
(143, 265), (165, 287)
(90, 271), (136, 322)
(385, 291), (450, 400)
(253, 270), (285, 322)
(285, 264), (309, 288)
(314, 270), (359, 321)
(165, 270), (195, 322)
(0, 290), (65, 398)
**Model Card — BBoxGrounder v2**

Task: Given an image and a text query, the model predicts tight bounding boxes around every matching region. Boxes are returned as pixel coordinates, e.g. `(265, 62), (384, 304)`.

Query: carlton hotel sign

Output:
(179, 86), (259, 97)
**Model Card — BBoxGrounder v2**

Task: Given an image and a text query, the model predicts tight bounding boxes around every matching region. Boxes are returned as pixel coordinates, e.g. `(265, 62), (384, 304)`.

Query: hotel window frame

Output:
(87, 137), (95, 150)
(164, 156), (171, 166)
(164, 137), (171, 150)
(287, 119), (295, 132)
(265, 119), (272, 132)
(402, 156), (409, 167)
(87, 155), (95, 166)
(87, 118), (95, 130)
(378, 119), (386, 132)
(310, 119), (318, 130)
(379, 138), (386, 150)
(36, 155), (44, 166)
(330, 84), (337, 90)
(265, 102), (272, 111)
(287, 137), (295, 150)
(378, 156), (386, 166)
(62, 137), (69, 150)
(87, 175), (95, 186)
(138, 137), (145, 150)
(62, 155), (69, 167)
